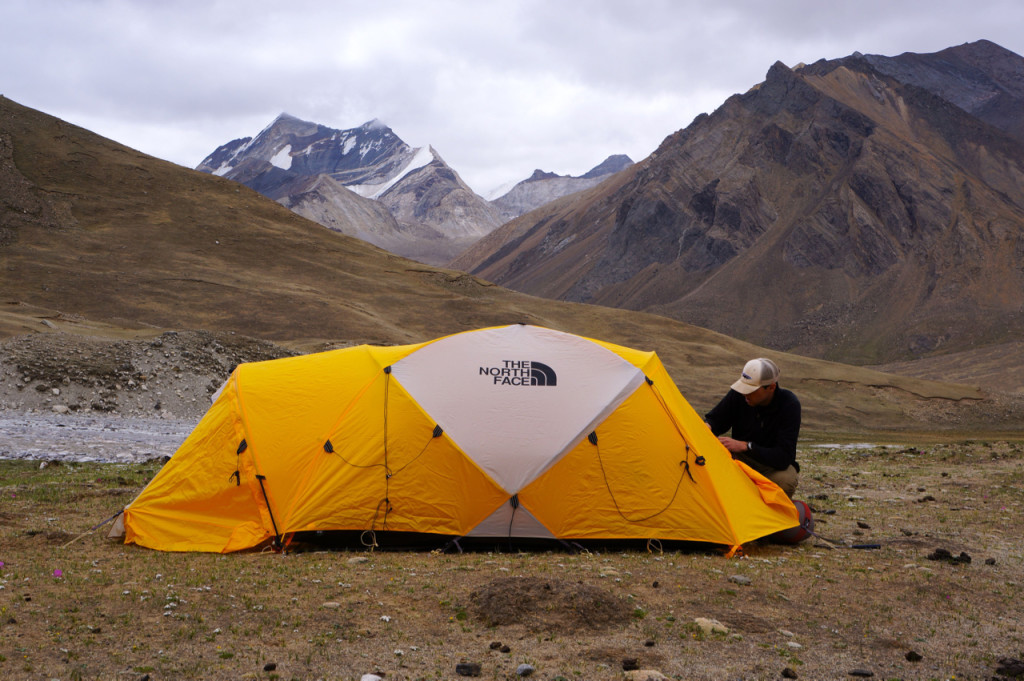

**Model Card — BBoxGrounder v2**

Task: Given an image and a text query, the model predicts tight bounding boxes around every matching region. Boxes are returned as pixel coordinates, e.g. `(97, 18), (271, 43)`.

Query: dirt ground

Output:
(1, 440), (1023, 681)
(1, 329), (1023, 680)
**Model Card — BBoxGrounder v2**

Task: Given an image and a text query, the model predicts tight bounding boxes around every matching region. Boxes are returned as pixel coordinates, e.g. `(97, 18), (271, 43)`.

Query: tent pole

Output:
(255, 474), (283, 551)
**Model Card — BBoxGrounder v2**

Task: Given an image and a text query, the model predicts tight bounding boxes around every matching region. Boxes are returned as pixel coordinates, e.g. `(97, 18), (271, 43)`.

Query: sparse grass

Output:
(1, 444), (1023, 679)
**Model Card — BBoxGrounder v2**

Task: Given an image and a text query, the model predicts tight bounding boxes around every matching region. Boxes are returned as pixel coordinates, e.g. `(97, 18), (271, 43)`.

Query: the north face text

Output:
(479, 360), (557, 386)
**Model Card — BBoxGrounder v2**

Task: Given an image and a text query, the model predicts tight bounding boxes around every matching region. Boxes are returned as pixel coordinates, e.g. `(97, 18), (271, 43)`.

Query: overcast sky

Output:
(3, 1), (1023, 195)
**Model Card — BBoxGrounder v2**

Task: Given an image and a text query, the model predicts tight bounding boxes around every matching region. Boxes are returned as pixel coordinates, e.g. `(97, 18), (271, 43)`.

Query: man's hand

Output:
(718, 436), (749, 455)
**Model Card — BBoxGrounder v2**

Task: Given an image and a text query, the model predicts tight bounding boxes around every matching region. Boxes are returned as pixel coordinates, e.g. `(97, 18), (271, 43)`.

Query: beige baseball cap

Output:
(731, 358), (780, 395)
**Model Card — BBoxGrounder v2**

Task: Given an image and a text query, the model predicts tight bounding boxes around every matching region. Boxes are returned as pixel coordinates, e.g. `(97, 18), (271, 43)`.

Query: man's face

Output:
(744, 382), (776, 407)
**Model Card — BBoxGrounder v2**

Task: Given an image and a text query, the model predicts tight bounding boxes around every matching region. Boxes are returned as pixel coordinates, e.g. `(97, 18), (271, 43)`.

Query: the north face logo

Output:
(479, 360), (557, 386)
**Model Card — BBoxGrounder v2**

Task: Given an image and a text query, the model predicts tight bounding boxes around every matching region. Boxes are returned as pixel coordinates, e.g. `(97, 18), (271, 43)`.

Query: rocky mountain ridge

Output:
(860, 40), (1024, 144)
(197, 114), (504, 265)
(490, 154), (634, 222)
(455, 40), (1024, 366)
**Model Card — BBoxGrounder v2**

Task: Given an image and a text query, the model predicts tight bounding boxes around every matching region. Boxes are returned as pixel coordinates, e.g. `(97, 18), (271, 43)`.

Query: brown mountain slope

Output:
(0, 95), (1017, 438)
(456, 42), (1024, 366)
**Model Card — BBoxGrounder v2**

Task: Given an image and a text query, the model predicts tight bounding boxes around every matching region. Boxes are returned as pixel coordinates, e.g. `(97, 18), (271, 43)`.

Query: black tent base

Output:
(282, 530), (727, 555)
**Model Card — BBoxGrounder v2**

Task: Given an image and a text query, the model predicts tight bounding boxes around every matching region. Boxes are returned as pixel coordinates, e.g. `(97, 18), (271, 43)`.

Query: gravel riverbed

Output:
(0, 412), (195, 463)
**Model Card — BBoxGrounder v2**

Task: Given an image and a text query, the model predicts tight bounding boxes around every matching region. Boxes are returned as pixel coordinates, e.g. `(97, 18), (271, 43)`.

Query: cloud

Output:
(2, 0), (1022, 193)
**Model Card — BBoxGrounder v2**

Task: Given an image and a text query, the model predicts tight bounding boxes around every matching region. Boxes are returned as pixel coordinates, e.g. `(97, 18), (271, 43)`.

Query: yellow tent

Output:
(111, 325), (799, 554)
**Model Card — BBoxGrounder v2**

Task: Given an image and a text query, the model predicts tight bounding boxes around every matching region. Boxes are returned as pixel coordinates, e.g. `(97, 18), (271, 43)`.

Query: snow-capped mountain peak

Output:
(196, 116), (504, 266)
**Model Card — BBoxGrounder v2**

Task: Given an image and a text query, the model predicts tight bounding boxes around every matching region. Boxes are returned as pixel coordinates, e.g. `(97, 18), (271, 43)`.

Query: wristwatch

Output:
(746, 441), (753, 451)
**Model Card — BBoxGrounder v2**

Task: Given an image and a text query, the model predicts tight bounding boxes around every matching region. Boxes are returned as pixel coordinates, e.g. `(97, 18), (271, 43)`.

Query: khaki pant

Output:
(733, 451), (799, 498)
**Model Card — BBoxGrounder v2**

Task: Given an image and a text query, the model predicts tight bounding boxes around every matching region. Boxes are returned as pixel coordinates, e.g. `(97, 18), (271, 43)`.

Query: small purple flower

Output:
(53, 569), (63, 578)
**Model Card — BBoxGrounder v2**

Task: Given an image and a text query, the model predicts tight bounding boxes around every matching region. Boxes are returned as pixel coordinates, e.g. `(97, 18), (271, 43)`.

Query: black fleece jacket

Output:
(704, 386), (801, 472)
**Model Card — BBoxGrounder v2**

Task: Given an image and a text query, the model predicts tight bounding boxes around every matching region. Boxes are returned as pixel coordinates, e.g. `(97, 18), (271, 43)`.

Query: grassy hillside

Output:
(1, 96), (1019, 439)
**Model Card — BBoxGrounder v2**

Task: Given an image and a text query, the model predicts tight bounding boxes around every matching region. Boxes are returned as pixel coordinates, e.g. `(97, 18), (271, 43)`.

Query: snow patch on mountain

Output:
(205, 136), (257, 177)
(270, 145), (293, 170)
(349, 145), (435, 199)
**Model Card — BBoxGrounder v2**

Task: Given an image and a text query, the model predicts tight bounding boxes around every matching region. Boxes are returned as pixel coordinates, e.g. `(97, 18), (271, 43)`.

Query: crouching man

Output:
(705, 358), (801, 497)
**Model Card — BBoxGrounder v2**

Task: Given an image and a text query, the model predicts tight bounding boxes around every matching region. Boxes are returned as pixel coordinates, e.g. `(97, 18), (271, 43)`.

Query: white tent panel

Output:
(392, 325), (644, 493)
